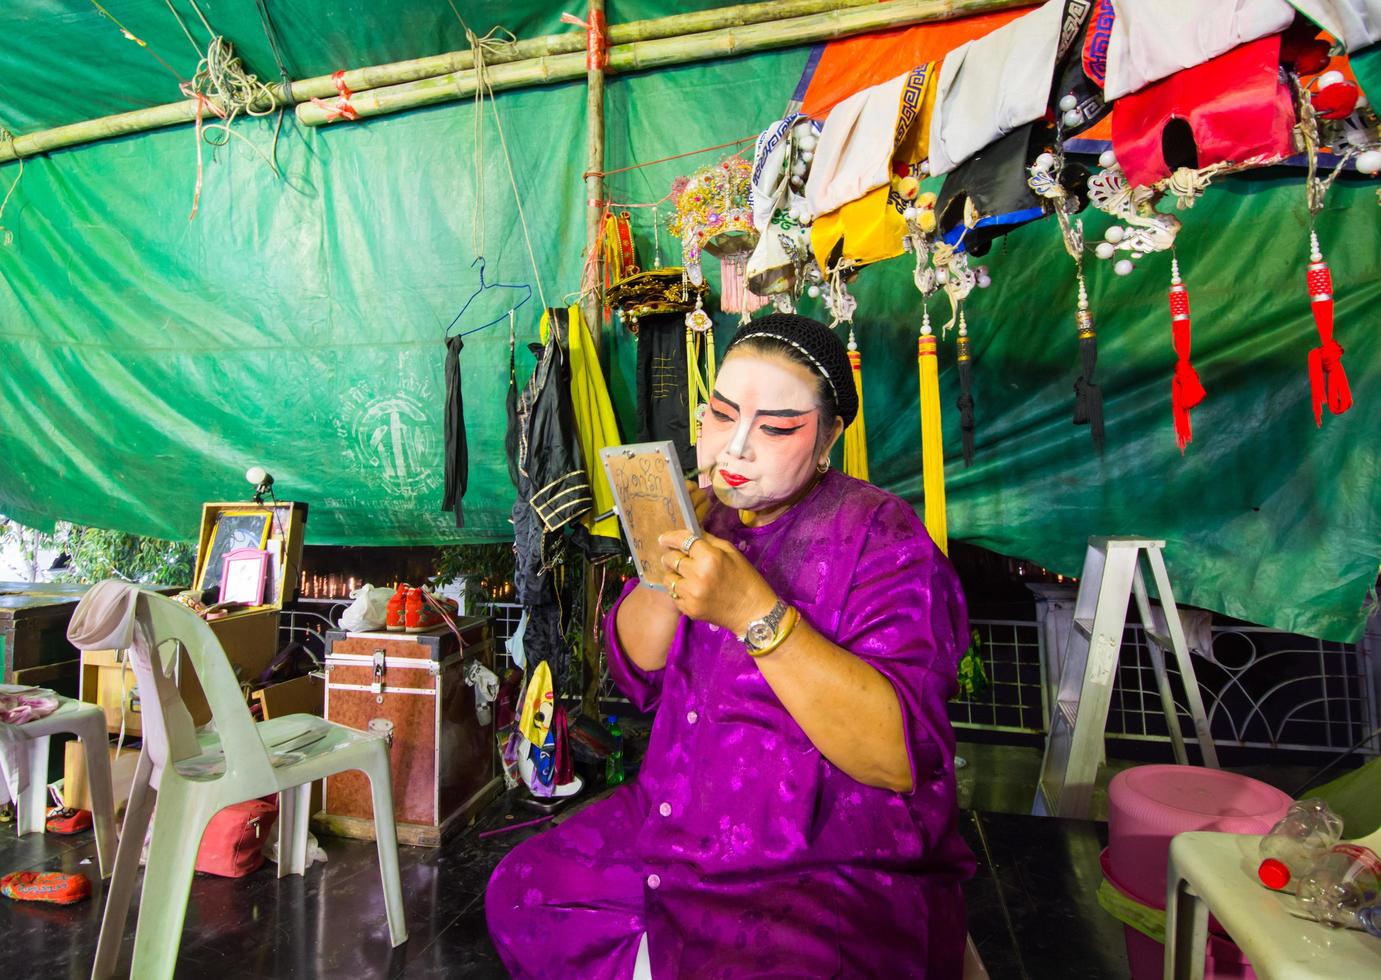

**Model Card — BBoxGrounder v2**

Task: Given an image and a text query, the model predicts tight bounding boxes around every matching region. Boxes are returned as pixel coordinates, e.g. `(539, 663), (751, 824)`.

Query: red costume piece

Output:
(1111, 36), (1295, 187)
(1306, 236), (1352, 426)
(1168, 263), (1205, 452)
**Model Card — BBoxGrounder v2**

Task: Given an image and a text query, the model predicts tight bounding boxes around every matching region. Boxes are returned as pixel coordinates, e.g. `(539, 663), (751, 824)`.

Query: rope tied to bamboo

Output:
(179, 35), (280, 219)
(450, 12), (550, 312)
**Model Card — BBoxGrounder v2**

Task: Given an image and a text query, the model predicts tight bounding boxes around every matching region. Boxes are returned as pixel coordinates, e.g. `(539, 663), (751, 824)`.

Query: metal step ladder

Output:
(1035, 537), (1219, 819)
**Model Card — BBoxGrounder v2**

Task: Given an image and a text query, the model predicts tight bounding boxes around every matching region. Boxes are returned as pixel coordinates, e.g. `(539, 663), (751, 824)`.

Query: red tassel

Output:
(1168, 259), (1205, 452)
(1306, 233), (1353, 426)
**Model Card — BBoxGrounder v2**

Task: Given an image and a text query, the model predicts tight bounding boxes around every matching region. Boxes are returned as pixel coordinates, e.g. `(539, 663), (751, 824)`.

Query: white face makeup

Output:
(697, 352), (826, 513)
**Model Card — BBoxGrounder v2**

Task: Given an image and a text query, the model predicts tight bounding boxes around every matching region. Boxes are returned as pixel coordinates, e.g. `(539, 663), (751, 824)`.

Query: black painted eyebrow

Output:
(711, 391), (812, 419)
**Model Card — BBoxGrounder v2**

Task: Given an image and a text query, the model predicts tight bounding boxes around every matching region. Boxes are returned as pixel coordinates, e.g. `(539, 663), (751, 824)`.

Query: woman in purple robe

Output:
(487, 313), (974, 977)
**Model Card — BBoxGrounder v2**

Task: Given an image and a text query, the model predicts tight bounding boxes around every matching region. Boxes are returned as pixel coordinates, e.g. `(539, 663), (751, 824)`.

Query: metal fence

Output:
(1110, 625), (1378, 754)
(949, 620), (1049, 734)
(311, 598), (1378, 756)
(952, 616), (1378, 755)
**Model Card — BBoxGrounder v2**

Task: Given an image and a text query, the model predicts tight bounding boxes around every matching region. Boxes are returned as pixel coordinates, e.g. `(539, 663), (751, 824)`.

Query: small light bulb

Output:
(246, 466), (267, 485)
(1058, 94), (1078, 112)
(1095, 241), (1116, 260)
(1098, 149), (1117, 169)
(1063, 109), (1083, 129)
(1104, 225), (1124, 244)
(1114, 259), (1134, 276)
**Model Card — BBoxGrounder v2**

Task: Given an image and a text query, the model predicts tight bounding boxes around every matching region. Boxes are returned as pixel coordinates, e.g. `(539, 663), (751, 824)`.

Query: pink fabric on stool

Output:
(1107, 765), (1291, 907)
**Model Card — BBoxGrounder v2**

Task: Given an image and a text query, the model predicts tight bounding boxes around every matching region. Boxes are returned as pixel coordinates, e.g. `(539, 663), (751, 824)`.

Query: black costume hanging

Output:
(441, 334), (469, 527)
(506, 314), (594, 689)
(634, 311), (696, 472)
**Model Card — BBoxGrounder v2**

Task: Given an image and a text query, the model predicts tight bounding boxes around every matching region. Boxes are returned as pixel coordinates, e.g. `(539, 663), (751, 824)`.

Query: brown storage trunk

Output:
(319, 620), (500, 847)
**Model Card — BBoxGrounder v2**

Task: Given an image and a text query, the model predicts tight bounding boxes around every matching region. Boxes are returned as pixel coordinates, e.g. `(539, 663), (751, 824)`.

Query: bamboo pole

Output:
(0, 0), (1030, 162)
(0, 0), (1000, 164)
(582, 0), (609, 720)
(585, 1), (608, 355)
(295, 0), (1029, 127)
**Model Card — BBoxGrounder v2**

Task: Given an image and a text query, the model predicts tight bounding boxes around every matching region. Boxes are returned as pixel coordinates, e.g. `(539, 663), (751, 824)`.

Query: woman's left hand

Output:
(656, 529), (779, 636)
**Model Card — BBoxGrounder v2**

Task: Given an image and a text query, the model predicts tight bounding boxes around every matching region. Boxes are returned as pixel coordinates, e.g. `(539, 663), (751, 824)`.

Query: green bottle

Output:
(605, 715), (624, 787)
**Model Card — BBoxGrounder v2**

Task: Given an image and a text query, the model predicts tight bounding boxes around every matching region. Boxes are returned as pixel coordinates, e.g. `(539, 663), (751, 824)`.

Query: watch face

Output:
(747, 622), (775, 648)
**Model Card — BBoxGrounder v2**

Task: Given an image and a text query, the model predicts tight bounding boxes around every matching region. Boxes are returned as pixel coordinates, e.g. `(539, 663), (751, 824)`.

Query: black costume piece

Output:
(506, 314), (593, 688)
(441, 334), (469, 527)
(634, 311), (695, 472)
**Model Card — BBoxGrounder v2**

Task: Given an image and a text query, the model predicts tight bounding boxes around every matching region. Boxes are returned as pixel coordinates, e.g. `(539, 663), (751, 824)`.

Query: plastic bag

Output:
(340, 584), (391, 632)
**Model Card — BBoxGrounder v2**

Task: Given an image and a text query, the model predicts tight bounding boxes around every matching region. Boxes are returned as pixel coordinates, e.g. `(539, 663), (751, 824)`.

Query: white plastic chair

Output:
(1164, 826), (1381, 979)
(70, 587), (407, 980)
(0, 690), (117, 876)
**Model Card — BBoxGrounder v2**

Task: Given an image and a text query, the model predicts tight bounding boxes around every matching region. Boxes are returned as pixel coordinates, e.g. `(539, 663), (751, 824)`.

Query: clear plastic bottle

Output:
(1296, 843), (1381, 929)
(1257, 798), (1344, 891)
(605, 715), (625, 787)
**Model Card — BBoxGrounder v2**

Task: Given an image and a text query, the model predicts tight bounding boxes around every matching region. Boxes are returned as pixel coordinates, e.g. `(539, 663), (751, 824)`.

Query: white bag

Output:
(340, 584), (391, 632)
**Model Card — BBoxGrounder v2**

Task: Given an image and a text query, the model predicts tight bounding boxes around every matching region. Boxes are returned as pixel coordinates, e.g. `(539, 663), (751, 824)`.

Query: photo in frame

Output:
(196, 510), (272, 591)
(220, 548), (270, 606)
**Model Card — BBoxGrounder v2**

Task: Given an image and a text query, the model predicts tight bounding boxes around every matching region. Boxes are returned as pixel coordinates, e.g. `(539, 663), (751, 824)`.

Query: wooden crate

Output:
(318, 621), (500, 847)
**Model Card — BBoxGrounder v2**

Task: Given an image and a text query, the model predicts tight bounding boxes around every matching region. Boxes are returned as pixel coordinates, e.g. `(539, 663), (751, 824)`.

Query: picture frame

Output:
(219, 548), (270, 606)
(196, 510), (272, 591)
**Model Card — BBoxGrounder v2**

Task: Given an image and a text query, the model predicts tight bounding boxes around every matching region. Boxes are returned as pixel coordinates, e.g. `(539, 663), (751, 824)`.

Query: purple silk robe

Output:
(486, 472), (975, 977)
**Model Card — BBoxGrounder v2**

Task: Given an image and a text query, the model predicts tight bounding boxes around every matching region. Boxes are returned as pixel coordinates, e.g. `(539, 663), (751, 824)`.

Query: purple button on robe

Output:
(486, 472), (975, 977)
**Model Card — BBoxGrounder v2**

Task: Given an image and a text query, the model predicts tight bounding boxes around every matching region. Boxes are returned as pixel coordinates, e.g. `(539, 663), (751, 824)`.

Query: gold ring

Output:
(680, 533), (699, 555)
(668, 578), (680, 600)
(673, 555), (686, 575)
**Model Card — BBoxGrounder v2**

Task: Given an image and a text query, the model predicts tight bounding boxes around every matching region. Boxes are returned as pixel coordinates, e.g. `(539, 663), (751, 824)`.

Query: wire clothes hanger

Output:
(444, 255), (533, 340)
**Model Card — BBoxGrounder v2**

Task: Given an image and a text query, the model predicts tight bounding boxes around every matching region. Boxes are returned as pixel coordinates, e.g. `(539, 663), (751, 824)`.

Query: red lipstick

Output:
(720, 470), (749, 488)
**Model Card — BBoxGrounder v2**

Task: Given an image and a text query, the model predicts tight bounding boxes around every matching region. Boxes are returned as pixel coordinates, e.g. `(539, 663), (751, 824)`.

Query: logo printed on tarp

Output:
(335, 363), (437, 497)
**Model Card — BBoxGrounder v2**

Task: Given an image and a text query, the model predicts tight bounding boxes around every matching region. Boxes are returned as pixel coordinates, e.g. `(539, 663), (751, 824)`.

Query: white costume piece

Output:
(1103, 0), (1296, 100)
(750, 115), (800, 231)
(926, 0), (1069, 177)
(804, 71), (910, 221)
(1291, 0), (1381, 50)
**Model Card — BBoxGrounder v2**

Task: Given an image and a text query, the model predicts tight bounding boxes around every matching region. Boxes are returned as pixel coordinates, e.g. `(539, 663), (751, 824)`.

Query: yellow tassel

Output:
(686, 307), (716, 447)
(687, 322), (700, 444)
(918, 309), (948, 553)
(843, 329), (869, 480)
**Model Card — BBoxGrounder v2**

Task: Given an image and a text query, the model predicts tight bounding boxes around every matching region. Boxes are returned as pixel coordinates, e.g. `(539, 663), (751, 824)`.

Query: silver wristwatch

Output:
(740, 599), (789, 652)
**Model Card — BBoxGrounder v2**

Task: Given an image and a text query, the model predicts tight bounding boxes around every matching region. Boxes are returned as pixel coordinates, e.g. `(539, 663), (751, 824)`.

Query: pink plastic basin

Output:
(1101, 848), (1254, 980)
(1107, 765), (1292, 908)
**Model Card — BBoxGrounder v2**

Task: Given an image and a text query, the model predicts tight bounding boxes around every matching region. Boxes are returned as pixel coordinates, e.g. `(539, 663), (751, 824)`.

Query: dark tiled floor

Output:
(0, 786), (1131, 979)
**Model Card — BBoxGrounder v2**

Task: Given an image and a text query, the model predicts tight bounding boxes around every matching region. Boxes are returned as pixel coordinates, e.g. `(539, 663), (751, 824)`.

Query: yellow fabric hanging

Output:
(843, 329), (869, 481)
(917, 308), (947, 553)
(811, 63), (939, 271)
(541, 304), (622, 541)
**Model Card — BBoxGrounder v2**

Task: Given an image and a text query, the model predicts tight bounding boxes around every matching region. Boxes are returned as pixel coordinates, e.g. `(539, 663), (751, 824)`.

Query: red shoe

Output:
(385, 584), (410, 632)
(0, 871), (92, 905)
(45, 807), (92, 835)
(405, 588), (457, 633)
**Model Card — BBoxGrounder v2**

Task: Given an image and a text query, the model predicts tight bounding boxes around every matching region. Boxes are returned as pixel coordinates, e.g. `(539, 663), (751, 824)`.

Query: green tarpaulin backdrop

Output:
(1, 3), (1378, 641)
